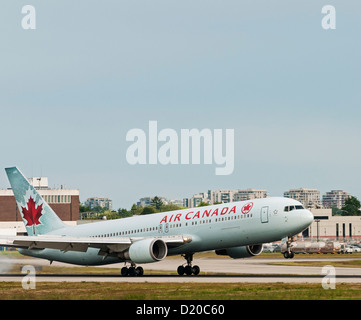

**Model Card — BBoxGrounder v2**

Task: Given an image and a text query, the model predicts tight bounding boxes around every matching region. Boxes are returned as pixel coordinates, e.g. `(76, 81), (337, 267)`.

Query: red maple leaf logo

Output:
(21, 196), (43, 227)
(241, 202), (253, 214)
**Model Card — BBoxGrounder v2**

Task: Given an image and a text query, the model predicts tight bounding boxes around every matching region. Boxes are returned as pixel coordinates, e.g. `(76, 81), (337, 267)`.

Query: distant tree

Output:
(331, 207), (342, 216)
(341, 196), (361, 216)
(79, 202), (91, 213)
(151, 196), (163, 210)
(93, 205), (108, 213)
(197, 202), (210, 207)
(160, 203), (181, 212)
(141, 206), (158, 215)
(130, 203), (143, 215)
(79, 202), (94, 220)
(102, 210), (120, 220)
(118, 208), (131, 218)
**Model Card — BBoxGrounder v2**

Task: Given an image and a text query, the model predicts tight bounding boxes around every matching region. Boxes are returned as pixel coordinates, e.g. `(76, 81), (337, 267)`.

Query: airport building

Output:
(0, 177), (79, 235)
(305, 208), (361, 241)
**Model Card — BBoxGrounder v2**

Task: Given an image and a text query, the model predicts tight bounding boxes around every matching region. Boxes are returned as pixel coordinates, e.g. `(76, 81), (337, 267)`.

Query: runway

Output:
(1, 255), (361, 283)
(1, 273), (360, 283)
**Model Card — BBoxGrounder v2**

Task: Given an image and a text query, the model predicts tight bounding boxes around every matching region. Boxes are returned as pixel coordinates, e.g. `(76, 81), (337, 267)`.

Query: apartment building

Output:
(233, 189), (268, 202)
(284, 188), (321, 208)
(322, 190), (351, 209)
(85, 197), (113, 210)
(184, 188), (268, 208)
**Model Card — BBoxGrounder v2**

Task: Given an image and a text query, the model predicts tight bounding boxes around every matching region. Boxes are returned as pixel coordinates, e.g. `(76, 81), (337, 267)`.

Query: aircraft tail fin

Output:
(5, 167), (67, 236)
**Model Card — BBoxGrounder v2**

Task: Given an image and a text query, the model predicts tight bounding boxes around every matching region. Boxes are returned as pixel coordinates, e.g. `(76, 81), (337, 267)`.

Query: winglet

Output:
(5, 167), (66, 236)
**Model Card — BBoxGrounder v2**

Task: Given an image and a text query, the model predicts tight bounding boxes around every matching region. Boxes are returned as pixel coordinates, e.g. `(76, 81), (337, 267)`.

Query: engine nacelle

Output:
(123, 238), (168, 264)
(215, 244), (263, 259)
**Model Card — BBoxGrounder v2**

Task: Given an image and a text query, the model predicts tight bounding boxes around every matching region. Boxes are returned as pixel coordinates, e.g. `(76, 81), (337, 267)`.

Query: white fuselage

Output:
(20, 197), (313, 265)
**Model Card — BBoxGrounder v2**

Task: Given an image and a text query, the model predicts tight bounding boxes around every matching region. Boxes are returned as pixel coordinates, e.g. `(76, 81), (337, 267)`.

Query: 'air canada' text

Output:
(159, 205), (239, 224)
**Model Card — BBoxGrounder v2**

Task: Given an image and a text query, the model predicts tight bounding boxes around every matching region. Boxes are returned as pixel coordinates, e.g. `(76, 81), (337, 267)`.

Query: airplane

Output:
(0, 167), (313, 276)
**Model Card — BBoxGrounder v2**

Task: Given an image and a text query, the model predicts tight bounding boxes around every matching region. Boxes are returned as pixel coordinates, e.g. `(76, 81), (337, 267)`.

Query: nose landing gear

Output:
(177, 253), (200, 276)
(283, 236), (295, 259)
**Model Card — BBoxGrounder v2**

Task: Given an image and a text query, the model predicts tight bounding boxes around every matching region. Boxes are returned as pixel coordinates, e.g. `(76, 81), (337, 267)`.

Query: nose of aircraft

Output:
(301, 209), (314, 228)
(284, 207), (314, 237)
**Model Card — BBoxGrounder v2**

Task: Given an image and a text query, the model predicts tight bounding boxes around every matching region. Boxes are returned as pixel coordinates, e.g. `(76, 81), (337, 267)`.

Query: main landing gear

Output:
(120, 254), (202, 277)
(121, 263), (144, 277)
(177, 253), (200, 276)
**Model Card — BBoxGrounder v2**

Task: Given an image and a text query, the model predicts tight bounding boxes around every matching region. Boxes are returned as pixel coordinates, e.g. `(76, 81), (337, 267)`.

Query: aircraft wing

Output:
(0, 234), (191, 255)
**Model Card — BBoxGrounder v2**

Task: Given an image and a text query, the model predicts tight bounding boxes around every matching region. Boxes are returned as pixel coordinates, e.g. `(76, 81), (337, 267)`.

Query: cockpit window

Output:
(284, 205), (304, 212)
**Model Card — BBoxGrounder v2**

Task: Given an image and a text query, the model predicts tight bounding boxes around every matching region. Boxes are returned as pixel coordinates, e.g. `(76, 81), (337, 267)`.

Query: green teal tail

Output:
(5, 167), (66, 235)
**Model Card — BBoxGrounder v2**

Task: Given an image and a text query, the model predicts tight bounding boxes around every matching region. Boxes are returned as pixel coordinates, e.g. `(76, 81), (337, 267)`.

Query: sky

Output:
(0, 1), (360, 210)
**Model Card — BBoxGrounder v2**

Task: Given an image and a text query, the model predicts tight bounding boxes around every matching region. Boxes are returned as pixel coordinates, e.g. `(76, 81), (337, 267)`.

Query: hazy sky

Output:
(0, 1), (360, 209)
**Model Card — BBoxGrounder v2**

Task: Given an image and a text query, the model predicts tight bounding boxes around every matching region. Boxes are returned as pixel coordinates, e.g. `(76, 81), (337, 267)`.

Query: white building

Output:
(183, 193), (210, 208)
(322, 190), (351, 209)
(284, 188), (321, 208)
(138, 196), (183, 208)
(85, 197), (112, 210)
(208, 189), (236, 204)
(307, 209), (361, 241)
(184, 188), (268, 208)
(233, 189), (268, 202)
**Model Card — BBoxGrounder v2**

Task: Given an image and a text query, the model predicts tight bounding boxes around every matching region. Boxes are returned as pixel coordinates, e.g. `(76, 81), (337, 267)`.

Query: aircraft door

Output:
(261, 206), (269, 223)
(159, 223), (169, 234)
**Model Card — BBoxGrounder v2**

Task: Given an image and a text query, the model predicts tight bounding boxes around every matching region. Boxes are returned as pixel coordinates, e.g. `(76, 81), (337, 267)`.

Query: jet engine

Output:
(215, 244), (263, 259)
(121, 238), (168, 264)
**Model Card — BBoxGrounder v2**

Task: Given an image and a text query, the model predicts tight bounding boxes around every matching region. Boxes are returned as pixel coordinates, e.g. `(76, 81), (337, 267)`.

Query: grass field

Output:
(0, 282), (361, 300)
(269, 259), (361, 268)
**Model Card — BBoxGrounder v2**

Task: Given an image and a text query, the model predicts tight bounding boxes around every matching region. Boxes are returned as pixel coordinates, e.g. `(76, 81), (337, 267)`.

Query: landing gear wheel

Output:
(121, 264), (144, 276)
(121, 266), (128, 276)
(283, 236), (296, 259)
(136, 266), (144, 276)
(192, 265), (200, 275)
(177, 254), (201, 276)
(177, 265), (185, 276)
(184, 265), (193, 276)
(128, 266), (136, 276)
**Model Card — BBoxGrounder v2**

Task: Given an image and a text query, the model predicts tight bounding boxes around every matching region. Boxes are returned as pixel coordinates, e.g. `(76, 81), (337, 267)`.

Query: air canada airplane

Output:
(0, 167), (313, 276)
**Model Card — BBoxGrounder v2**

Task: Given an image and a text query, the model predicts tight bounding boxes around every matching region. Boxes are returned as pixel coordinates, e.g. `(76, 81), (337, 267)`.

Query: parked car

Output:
(350, 246), (361, 253)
